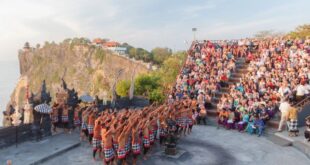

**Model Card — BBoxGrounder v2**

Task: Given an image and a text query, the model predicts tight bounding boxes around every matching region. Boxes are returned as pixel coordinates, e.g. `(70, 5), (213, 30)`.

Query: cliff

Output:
(9, 39), (149, 108)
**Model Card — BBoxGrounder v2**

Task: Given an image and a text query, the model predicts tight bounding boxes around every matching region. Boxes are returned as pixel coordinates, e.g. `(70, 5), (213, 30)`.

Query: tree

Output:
(288, 24), (310, 39)
(134, 74), (160, 96)
(156, 51), (186, 91)
(94, 48), (106, 63)
(128, 47), (136, 59)
(128, 47), (152, 62)
(149, 88), (165, 103)
(116, 80), (131, 97)
(151, 47), (172, 64)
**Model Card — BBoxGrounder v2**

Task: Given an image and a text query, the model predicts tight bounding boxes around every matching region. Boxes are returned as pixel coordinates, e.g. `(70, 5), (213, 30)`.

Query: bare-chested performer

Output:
(81, 109), (90, 141)
(142, 118), (150, 160)
(117, 122), (131, 165)
(132, 120), (142, 165)
(88, 111), (96, 144)
(92, 118), (102, 160)
(102, 125), (115, 165)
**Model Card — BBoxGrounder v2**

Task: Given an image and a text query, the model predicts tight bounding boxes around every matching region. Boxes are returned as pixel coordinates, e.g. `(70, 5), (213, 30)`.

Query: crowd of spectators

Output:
(171, 37), (310, 137)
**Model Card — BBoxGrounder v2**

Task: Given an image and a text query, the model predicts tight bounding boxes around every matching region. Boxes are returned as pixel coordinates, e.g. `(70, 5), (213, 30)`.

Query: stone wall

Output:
(298, 103), (310, 127)
(0, 124), (32, 149)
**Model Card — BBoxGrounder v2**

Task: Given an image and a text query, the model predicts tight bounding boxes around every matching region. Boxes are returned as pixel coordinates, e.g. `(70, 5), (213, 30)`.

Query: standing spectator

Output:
(295, 83), (306, 102)
(287, 106), (299, 136)
(277, 98), (290, 132)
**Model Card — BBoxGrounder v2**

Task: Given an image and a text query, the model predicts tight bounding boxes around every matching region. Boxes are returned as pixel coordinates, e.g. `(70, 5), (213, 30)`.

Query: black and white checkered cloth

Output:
(34, 103), (52, 114)
(288, 120), (298, 131)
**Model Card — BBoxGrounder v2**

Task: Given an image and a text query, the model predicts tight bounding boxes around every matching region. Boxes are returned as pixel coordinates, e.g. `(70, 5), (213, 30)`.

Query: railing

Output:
(294, 96), (310, 109)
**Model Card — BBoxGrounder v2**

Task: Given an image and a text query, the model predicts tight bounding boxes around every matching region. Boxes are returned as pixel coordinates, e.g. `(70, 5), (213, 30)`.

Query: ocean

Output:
(0, 60), (19, 126)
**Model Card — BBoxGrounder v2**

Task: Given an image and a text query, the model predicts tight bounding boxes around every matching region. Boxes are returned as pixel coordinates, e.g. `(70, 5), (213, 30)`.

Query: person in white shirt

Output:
(296, 84), (306, 101)
(278, 98), (291, 132)
(278, 83), (291, 98)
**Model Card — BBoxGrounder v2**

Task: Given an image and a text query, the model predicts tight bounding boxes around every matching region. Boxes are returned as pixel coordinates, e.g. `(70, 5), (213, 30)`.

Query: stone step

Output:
(214, 91), (226, 97)
(229, 77), (240, 83)
(293, 141), (310, 158)
(210, 102), (218, 108)
(267, 134), (292, 146)
(236, 64), (248, 69)
(207, 109), (218, 117)
(231, 73), (243, 78)
(266, 120), (283, 129)
(236, 68), (248, 73)
(220, 87), (229, 93)
(212, 97), (220, 103)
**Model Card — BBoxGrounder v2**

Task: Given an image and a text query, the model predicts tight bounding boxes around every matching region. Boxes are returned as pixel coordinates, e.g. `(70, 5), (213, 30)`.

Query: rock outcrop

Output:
(7, 38), (149, 112)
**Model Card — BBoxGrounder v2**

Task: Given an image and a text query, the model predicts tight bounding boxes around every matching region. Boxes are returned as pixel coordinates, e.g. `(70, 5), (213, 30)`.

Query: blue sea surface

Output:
(0, 60), (19, 126)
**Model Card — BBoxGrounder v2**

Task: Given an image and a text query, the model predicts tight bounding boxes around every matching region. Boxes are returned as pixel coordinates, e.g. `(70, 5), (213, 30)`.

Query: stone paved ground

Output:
(0, 132), (79, 165)
(44, 125), (310, 165)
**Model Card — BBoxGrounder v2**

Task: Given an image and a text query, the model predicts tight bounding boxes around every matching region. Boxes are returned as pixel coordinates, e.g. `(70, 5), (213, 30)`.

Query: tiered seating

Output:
(172, 38), (310, 131)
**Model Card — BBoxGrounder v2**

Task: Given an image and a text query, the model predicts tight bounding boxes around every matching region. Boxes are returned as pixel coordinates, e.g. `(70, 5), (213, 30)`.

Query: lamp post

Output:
(11, 107), (22, 148)
(192, 28), (197, 41)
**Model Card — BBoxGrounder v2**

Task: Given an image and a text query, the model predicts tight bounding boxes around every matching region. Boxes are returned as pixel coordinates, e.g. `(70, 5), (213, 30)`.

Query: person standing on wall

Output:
(277, 97), (290, 132)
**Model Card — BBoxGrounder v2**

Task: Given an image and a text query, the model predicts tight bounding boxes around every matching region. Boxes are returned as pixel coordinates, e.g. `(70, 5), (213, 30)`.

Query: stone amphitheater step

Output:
(231, 73), (243, 78)
(229, 77), (240, 83)
(207, 109), (218, 117)
(212, 97), (220, 103)
(220, 87), (230, 93)
(211, 58), (249, 109)
(214, 91), (226, 97)
(236, 68), (248, 73)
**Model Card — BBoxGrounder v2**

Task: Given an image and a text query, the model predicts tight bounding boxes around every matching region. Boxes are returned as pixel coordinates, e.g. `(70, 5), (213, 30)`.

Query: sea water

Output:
(0, 60), (19, 126)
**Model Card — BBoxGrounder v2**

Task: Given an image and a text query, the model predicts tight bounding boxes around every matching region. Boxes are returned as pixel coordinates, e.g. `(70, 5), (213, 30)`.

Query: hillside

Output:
(10, 39), (150, 107)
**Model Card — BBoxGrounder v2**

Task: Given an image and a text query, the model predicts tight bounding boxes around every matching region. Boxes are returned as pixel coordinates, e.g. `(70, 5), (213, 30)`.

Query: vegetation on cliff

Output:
(116, 51), (186, 103)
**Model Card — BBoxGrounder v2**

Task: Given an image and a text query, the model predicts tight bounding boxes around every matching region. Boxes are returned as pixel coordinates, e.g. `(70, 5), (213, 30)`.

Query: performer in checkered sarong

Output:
(102, 125), (115, 164)
(118, 122), (132, 164)
(132, 125), (141, 165)
(125, 140), (131, 155)
(80, 100), (196, 164)
(62, 105), (69, 123)
(149, 130), (155, 145)
(186, 110), (194, 135)
(51, 103), (59, 133)
(87, 111), (95, 144)
(62, 105), (70, 133)
(80, 109), (90, 141)
(103, 147), (114, 164)
(159, 127), (167, 145)
(287, 107), (299, 137)
(73, 106), (81, 130)
(92, 119), (102, 160)
(143, 134), (150, 160)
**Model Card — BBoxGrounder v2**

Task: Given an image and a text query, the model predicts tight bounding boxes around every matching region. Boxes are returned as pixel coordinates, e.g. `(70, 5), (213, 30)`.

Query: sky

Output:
(0, 0), (309, 61)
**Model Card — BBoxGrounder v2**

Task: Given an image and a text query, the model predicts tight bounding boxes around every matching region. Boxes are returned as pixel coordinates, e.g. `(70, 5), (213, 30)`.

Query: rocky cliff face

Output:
(9, 40), (149, 109)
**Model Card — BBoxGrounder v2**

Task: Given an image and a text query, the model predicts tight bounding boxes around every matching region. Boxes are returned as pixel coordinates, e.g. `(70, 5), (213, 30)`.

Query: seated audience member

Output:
(253, 115), (265, 137)
(237, 110), (250, 132)
(226, 109), (235, 129)
(217, 108), (229, 128)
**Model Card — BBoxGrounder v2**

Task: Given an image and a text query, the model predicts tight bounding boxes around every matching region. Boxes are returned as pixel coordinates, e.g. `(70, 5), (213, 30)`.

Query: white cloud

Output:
(0, 0), (309, 61)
